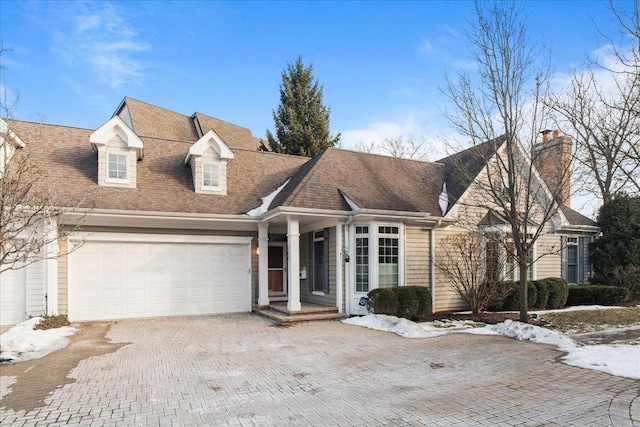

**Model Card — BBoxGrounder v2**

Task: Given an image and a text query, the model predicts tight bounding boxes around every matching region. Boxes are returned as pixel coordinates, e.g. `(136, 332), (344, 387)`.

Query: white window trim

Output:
(350, 222), (405, 292)
(202, 162), (221, 190)
(106, 152), (129, 184)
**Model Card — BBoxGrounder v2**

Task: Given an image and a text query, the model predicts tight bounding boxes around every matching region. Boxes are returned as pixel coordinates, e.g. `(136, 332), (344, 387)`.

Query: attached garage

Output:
(67, 233), (252, 321)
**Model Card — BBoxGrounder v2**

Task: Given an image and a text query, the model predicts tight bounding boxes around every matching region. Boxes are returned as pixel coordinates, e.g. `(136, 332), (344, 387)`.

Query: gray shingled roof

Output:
(271, 148), (446, 215)
(437, 136), (506, 213)
(8, 120), (306, 215)
(560, 204), (597, 227)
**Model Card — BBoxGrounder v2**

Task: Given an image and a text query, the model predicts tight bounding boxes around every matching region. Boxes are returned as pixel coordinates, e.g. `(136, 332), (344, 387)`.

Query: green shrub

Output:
(487, 281), (516, 311)
(542, 278), (569, 309)
(396, 286), (419, 319)
(532, 280), (550, 309)
(410, 286), (432, 320)
(366, 286), (432, 320)
(366, 288), (398, 315)
(500, 281), (537, 311)
(566, 285), (630, 306)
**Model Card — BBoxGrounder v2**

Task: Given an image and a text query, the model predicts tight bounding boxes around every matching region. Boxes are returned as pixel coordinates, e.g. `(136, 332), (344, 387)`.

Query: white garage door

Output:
(68, 234), (252, 321)
(0, 268), (26, 326)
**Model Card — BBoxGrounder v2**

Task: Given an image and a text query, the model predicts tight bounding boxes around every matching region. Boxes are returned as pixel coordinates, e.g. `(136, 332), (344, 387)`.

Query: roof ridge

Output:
(7, 119), (93, 132)
(124, 97), (191, 120)
(277, 148), (332, 207)
(194, 111), (253, 133)
(334, 147), (439, 165)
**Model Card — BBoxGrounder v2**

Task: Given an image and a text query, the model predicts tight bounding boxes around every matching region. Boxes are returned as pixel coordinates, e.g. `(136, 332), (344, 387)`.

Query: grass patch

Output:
(544, 307), (640, 334)
(34, 314), (70, 330)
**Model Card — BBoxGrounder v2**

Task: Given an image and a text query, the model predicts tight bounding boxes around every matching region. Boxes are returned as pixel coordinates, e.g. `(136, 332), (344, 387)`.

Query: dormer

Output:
(185, 129), (234, 195)
(0, 119), (25, 177)
(90, 116), (143, 189)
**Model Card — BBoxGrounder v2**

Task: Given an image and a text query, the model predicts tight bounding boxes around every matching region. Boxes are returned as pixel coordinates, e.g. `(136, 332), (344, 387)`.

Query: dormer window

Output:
(185, 129), (234, 195)
(108, 153), (128, 181)
(202, 163), (220, 189)
(90, 116), (143, 189)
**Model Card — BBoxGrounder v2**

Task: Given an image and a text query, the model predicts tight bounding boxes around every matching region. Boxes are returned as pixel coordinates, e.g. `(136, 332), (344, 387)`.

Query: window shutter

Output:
(560, 236), (567, 280)
(308, 233), (314, 292)
(323, 228), (330, 293)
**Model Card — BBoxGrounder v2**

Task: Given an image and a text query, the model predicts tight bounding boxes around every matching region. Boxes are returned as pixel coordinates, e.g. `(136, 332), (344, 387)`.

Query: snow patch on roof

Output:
(246, 179), (290, 217)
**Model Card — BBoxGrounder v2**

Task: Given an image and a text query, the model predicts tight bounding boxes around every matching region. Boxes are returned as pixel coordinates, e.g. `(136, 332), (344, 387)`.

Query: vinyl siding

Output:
(405, 227), (431, 288)
(433, 226), (470, 312)
(25, 260), (46, 317)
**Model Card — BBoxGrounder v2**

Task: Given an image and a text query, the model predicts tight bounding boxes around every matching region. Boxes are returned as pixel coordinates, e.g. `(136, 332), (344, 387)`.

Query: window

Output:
(202, 163), (220, 188)
(108, 153), (127, 181)
(378, 226), (399, 288)
(355, 226), (369, 293)
(507, 244), (534, 281)
(485, 238), (501, 281)
(309, 229), (329, 293)
(566, 237), (579, 284)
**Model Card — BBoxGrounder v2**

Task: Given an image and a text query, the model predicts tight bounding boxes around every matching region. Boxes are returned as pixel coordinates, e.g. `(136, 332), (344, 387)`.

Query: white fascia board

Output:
(1, 119), (26, 148)
(185, 129), (234, 164)
(90, 116), (143, 149)
(261, 206), (442, 223)
(62, 209), (260, 231)
(69, 232), (253, 245)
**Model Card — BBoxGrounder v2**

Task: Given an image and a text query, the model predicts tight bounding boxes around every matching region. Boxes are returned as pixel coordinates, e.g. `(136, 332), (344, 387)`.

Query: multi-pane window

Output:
(355, 226), (369, 293)
(485, 238), (501, 281)
(108, 153), (127, 180)
(203, 163), (220, 188)
(507, 244), (534, 281)
(566, 237), (578, 284)
(378, 226), (399, 288)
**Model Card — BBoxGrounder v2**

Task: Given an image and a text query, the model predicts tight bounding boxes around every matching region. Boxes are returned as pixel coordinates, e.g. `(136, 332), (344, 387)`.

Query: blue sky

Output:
(0, 0), (634, 151)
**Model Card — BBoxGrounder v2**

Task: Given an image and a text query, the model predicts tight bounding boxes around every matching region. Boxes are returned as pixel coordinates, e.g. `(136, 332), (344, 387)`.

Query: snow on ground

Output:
(0, 317), (76, 363)
(343, 315), (640, 380)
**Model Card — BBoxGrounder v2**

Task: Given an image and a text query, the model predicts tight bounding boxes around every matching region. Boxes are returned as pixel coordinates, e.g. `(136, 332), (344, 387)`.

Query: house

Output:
(0, 97), (598, 326)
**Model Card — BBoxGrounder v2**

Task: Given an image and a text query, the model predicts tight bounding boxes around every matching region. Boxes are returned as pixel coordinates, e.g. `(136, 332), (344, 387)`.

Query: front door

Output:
(268, 242), (287, 300)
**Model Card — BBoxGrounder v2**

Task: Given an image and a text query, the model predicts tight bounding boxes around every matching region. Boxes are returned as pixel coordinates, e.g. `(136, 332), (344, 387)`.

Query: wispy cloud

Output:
(50, 2), (149, 88)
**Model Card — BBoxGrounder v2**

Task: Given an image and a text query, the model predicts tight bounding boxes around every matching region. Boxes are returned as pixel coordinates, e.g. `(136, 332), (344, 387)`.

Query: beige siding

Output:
(405, 227), (431, 288)
(535, 231), (562, 279)
(433, 226), (470, 312)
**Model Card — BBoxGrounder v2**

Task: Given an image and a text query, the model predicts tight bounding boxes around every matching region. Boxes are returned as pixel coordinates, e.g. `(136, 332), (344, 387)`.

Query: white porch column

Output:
(257, 223), (269, 306)
(287, 216), (301, 312)
(44, 219), (59, 315)
(335, 222), (343, 313)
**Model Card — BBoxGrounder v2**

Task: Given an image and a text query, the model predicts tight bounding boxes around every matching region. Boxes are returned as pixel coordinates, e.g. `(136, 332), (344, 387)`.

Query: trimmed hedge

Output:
(500, 281), (537, 311)
(532, 280), (550, 309)
(566, 285), (630, 306)
(538, 278), (569, 309)
(367, 286), (432, 321)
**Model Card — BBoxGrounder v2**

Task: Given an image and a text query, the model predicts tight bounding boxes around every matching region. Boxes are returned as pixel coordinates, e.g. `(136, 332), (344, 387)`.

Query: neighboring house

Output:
(0, 97), (598, 325)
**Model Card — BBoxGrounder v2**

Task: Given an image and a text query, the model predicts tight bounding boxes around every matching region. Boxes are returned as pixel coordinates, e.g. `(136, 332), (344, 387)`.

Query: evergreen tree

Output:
(265, 56), (340, 156)
(591, 194), (640, 298)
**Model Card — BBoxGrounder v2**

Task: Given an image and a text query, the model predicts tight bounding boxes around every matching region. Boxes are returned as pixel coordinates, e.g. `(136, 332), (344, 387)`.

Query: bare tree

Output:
(354, 135), (432, 161)
(434, 231), (510, 315)
(442, 1), (566, 322)
(547, 1), (640, 203)
(0, 48), (90, 277)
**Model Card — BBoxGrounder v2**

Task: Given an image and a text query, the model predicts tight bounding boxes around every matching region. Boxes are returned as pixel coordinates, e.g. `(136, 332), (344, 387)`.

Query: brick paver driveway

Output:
(1, 314), (639, 426)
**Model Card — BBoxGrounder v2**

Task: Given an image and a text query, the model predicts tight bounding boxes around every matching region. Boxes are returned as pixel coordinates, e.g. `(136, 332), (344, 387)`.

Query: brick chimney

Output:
(533, 130), (572, 206)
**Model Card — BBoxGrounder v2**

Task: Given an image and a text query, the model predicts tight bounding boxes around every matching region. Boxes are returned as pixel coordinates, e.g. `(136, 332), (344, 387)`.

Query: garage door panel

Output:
(69, 238), (250, 321)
